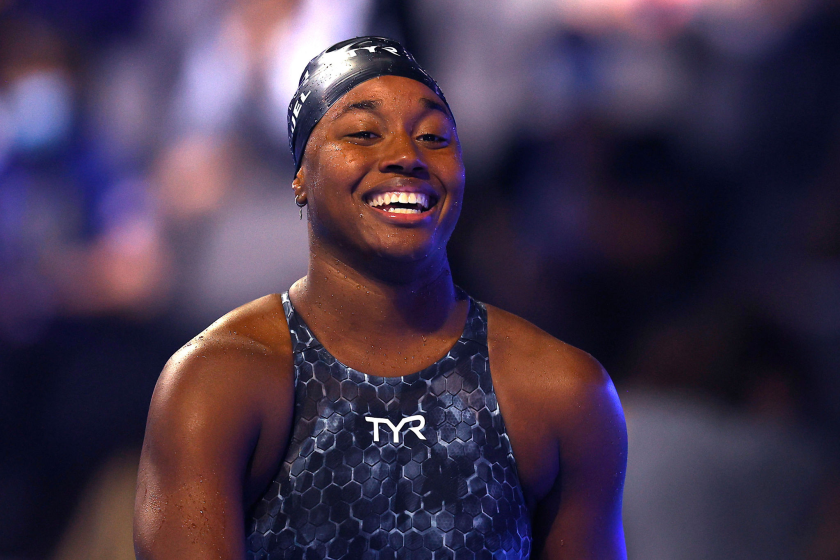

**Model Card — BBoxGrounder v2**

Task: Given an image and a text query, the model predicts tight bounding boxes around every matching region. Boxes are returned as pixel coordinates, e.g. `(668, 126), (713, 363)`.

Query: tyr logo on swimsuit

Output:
(365, 415), (427, 443)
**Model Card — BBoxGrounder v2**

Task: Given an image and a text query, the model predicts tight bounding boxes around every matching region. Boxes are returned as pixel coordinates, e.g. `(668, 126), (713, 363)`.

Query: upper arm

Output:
(134, 328), (291, 559)
(534, 353), (628, 560)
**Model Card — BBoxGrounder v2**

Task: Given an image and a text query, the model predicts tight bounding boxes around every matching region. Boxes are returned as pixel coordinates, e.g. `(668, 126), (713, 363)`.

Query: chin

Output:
(372, 246), (435, 263)
(368, 238), (447, 265)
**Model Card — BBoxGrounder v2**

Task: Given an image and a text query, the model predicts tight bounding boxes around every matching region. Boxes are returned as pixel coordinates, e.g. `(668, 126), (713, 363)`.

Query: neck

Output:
(290, 241), (460, 339)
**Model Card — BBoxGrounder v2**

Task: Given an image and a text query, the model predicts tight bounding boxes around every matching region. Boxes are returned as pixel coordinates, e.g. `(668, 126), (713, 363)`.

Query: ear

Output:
(292, 166), (306, 204)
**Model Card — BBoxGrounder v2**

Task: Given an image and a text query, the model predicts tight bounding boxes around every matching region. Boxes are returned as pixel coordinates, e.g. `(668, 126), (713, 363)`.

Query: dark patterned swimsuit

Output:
(247, 292), (532, 559)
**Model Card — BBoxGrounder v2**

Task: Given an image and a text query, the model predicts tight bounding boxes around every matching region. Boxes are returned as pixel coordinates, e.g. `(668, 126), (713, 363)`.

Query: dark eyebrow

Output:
(420, 97), (451, 120)
(331, 97), (452, 123)
(330, 99), (381, 121)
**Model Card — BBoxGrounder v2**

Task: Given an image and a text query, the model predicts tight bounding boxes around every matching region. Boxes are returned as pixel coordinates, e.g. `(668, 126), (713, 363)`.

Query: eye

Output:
(417, 133), (449, 146)
(347, 131), (378, 141)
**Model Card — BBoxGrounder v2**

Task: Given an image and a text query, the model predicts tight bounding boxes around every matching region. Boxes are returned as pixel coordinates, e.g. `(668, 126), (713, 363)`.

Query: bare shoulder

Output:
(484, 303), (617, 426)
(148, 294), (293, 436)
(146, 293), (295, 489)
(135, 294), (295, 558)
(165, 293), (292, 382)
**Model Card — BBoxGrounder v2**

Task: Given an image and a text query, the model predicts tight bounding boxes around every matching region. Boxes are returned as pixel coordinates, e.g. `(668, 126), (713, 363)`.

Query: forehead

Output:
(326, 75), (452, 122)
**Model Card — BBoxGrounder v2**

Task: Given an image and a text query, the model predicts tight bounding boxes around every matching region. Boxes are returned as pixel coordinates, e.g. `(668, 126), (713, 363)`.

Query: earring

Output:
(295, 195), (307, 220)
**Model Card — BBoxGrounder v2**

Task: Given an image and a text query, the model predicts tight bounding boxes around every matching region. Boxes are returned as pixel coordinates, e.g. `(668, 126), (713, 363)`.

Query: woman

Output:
(135, 37), (627, 559)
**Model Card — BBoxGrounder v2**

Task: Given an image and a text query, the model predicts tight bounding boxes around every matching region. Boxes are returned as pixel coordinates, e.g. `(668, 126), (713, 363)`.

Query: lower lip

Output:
(366, 205), (436, 225)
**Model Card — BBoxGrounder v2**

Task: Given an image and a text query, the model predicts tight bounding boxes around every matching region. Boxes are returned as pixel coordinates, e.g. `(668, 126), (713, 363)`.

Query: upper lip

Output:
(362, 178), (441, 207)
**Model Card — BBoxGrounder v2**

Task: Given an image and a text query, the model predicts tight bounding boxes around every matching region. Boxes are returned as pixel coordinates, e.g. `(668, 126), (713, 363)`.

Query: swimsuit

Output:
(247, 292), (531, 559)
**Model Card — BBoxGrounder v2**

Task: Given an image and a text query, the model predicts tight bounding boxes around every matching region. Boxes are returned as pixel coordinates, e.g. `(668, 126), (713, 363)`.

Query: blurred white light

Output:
(265, 0), (373, 141)
(177, 31), (250, 133)
(8, 70), (73, 152)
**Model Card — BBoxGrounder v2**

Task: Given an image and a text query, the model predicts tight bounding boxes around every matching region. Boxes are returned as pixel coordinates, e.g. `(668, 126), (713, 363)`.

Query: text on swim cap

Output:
(334, 44), (400, 58)
(290, 91), (310, 133)
(289, 45), (400, 136)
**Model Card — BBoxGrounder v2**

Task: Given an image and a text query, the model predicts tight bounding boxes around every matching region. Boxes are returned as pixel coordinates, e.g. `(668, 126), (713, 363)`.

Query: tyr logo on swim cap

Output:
(287, 36), (452, 174)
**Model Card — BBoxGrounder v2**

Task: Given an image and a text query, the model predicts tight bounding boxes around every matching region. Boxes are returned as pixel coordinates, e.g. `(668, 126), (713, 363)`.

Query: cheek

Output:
(313, 145), (367, 184)
(306, 148), (344, 197)
(440, 159), (466, 199)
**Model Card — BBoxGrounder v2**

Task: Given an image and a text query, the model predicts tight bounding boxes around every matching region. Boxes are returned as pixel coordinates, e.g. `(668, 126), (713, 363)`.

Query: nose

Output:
(378, 131), (428, 177)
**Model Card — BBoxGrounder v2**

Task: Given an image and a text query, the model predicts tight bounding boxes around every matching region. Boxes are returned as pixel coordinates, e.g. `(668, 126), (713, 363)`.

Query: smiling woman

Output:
(296, 74), (463, 270)
(134, 37), (628, 560)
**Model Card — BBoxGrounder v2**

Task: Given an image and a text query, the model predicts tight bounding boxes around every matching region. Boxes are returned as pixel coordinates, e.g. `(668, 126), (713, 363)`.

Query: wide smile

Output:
(363, 191), (439, 215)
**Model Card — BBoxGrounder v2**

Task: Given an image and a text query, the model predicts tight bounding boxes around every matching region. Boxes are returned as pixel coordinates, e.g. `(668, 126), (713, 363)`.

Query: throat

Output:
(289, 263), (467, 377)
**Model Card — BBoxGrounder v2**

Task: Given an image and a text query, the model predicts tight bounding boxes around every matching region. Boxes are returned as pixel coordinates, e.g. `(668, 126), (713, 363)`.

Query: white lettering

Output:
(365, 415), (427, 443)
(396, 415), (427, 441)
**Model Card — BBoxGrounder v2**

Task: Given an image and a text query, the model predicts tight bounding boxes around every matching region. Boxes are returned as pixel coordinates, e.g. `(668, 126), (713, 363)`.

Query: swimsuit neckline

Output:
(281, 289), (484, 381)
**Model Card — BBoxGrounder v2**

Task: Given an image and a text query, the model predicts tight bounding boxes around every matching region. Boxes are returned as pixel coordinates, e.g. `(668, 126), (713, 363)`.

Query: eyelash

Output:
(346, 132), (448, 144)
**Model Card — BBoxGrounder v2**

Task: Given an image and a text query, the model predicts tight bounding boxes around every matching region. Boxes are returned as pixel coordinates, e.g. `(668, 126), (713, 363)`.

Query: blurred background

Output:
(1, 0), (838, 558)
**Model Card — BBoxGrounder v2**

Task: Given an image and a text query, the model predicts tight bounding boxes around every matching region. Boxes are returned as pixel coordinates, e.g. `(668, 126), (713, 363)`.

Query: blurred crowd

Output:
(1, 0), (838, 558)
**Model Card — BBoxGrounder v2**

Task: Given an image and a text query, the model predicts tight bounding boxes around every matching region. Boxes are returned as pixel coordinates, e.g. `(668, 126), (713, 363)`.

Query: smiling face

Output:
(295, 75), (465, 267)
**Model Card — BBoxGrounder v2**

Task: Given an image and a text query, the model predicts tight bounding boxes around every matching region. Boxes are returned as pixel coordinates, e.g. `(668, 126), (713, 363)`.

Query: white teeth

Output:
(367, 191), (433, 212)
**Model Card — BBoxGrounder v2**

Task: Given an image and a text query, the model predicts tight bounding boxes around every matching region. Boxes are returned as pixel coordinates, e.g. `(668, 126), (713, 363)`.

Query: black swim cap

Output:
(287, 36), (451, 174)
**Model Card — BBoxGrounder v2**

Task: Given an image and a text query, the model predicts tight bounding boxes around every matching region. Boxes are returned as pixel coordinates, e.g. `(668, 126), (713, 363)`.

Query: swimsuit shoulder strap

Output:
(280, 291), (321, 354)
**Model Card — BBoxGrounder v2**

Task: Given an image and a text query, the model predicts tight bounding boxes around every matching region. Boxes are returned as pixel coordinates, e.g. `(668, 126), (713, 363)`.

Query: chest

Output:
(247, 335), (533, 559)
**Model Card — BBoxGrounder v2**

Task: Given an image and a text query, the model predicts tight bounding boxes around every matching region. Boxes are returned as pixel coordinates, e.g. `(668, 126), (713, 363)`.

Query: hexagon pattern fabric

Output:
(246, 292), (532, 559)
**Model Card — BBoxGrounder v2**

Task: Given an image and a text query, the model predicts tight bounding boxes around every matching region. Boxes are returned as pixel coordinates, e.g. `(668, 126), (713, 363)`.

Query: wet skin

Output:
(134, 76), (628, 559)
